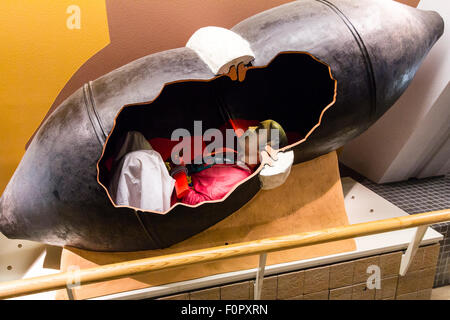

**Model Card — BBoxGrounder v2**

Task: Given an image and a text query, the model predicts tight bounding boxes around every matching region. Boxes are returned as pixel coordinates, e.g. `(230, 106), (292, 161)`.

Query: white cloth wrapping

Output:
(113, 150), (175, 212)
(108, 131), (175, 213)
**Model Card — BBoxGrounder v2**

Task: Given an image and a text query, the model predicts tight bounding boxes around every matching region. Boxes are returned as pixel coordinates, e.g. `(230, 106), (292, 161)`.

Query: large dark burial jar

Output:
(0, 0), (444, 251)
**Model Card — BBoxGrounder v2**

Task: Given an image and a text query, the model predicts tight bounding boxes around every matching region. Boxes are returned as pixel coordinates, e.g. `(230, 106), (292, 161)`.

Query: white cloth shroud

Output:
(114, 150), (175, 212)
(108, 131), (175, 213)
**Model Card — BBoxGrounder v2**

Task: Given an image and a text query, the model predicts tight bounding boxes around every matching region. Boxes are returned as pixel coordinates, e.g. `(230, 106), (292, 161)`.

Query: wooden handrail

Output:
(0, 209), (449, 299)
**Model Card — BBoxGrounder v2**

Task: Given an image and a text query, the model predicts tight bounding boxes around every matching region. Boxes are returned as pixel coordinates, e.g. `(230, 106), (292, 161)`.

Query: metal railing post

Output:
(399, 224), (429, 276)
(254, 253), (267, 300)
(66, 287), (76, 300)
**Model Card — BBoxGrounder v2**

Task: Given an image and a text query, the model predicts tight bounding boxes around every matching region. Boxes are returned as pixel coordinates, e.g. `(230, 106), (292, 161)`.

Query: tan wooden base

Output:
(57, 151), (355, 299)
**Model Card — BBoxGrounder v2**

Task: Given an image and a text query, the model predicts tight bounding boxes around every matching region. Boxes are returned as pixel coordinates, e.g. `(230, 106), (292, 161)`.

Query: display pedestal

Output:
(57, 151), (355, 299)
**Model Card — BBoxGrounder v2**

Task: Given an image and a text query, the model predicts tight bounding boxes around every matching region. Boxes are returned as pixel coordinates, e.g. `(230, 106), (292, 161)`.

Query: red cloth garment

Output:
(149, 136), (206, 163)
(148, 138), (180, 161)
(181, 164), (251, 205)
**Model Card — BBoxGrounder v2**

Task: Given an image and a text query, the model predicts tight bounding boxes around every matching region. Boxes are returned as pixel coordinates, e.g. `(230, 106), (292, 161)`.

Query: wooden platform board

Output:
(57, 151), (356, 299)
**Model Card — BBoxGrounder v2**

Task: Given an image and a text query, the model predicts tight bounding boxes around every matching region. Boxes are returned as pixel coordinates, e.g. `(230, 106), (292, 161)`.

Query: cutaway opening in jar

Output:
(97, 52), (336, 214)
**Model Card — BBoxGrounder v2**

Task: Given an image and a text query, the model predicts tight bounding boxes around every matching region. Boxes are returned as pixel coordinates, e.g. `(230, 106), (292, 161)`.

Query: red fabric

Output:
(149, 137), (206, 162)
(148, 138), (179, 161)
(181, 164), (251, 205)
(172, 170), (190, 199)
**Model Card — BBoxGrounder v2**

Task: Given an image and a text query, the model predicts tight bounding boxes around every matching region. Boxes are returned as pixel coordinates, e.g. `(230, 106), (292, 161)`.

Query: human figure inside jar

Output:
(174, 119), (288, 206)
(108, 120), (288, 212)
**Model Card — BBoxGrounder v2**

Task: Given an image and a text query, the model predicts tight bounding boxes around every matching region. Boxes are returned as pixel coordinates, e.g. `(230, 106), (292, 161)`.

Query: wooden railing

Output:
(0, 209), (449, 300)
